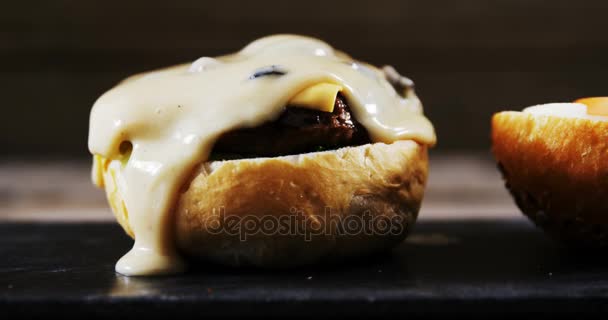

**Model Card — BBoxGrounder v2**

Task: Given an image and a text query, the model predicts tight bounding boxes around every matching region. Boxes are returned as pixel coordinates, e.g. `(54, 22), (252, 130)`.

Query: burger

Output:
(88, 35), (436, 276)
(492, 97), (608, 246)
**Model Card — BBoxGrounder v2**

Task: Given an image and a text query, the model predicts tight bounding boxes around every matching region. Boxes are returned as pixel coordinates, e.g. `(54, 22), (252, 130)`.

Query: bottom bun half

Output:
(104, 140), (429, 267)
(492, 111), (608, 246)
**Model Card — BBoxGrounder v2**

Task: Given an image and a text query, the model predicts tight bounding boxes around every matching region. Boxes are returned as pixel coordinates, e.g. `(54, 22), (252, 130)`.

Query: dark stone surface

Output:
(1, 220), (608, 318)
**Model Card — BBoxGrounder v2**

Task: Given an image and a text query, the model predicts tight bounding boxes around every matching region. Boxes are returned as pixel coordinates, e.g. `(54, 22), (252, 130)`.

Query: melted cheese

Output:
(575, 97), (608, 116)
(88, 34), (436, 276)
(523, 103), (608, 121)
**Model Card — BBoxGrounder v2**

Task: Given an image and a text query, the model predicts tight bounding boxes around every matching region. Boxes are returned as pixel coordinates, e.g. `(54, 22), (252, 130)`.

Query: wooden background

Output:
(2, 0), (608, 156)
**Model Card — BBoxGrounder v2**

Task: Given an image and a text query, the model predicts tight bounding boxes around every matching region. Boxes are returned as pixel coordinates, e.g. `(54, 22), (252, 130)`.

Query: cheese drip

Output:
(88, 34), (436, 276)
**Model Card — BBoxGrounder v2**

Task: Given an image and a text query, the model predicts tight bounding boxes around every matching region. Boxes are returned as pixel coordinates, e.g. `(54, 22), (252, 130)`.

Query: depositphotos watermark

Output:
(204, 207), (407, 241)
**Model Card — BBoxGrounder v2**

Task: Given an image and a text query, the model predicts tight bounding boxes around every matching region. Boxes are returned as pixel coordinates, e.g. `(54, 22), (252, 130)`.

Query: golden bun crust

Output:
(105, 141), (428, 267)
(492, 111), (608, 245)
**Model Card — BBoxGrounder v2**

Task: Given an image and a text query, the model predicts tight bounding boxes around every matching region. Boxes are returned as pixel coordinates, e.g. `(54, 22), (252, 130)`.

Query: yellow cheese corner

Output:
(575, 97), (608, 116)
(288, 83), (342, 113)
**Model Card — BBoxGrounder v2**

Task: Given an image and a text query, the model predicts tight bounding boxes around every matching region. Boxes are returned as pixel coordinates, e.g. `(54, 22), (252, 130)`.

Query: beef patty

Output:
(212, 94), (371, 158)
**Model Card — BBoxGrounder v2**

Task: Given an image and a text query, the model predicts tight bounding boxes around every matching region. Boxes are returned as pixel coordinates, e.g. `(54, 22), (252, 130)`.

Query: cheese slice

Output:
(288, 83), (342, 112)
(575, 97), (608, 116)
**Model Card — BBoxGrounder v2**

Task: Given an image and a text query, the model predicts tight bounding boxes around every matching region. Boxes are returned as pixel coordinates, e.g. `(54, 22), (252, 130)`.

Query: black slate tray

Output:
(1, 220), (607, 318)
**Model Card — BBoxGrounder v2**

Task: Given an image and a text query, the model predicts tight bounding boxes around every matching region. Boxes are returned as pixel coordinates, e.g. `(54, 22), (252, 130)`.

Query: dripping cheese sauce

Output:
(88, 35), (436, 276)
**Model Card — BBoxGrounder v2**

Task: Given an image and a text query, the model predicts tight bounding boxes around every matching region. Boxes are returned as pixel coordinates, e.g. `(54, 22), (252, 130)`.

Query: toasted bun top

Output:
(492, 110), (608, 243)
